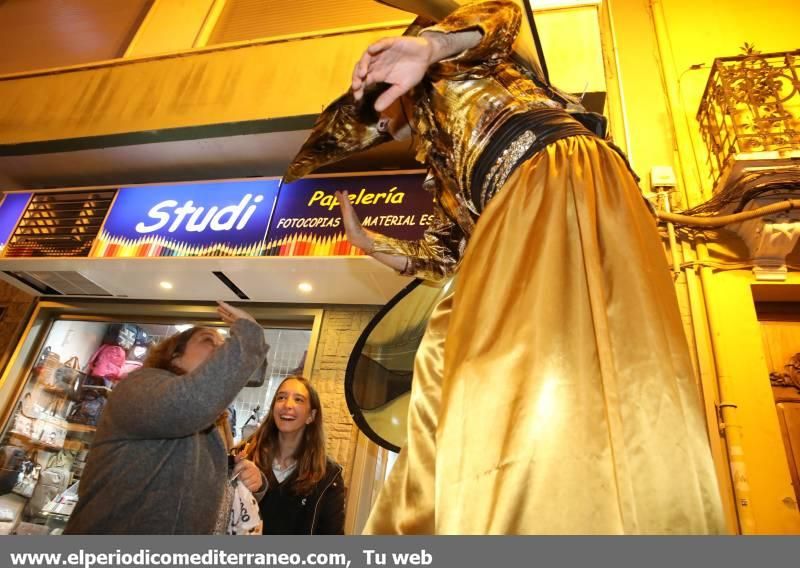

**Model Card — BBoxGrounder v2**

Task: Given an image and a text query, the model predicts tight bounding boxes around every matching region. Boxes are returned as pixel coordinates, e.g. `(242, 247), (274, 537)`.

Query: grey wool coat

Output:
(65, 318), (267, 534)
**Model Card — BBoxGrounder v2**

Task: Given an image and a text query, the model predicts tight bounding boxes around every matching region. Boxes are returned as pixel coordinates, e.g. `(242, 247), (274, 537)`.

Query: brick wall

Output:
(310, 305), (380, 483)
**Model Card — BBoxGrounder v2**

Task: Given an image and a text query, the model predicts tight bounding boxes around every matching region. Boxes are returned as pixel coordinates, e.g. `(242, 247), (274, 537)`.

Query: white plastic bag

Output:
(227, 478), (262, 535)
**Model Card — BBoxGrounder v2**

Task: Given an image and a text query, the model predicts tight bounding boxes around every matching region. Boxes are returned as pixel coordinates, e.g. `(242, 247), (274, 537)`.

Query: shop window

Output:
(230, 328), (312, 444)
(0, 311), (314, 535)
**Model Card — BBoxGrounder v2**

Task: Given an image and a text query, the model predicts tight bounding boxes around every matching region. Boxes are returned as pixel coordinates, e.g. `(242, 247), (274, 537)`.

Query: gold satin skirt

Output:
(364, 135), (726, 534)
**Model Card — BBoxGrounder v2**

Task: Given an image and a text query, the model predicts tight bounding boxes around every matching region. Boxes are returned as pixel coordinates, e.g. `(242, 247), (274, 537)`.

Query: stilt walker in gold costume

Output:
(286, 0), (726, 534)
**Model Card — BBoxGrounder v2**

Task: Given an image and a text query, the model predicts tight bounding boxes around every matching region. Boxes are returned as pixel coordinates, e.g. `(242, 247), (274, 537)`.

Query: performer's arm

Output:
(337, 190), (463, 282)
(423, 0), (522, 76)
(352, 1), (521, 111)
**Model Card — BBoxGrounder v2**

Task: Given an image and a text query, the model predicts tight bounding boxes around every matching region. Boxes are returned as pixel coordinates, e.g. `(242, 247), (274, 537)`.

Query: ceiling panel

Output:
(0, 256), (411, 306)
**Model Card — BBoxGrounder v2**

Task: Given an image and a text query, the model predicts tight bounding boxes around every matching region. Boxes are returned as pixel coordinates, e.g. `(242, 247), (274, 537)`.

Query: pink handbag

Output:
(86, 345), (126, 381)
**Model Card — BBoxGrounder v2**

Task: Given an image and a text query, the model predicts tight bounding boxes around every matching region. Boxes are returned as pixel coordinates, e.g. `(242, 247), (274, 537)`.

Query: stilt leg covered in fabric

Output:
(365, 136), (726, 534)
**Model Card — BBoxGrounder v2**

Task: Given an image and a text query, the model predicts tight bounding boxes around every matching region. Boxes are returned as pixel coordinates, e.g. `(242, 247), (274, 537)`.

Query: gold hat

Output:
(284, 86), (394, 183)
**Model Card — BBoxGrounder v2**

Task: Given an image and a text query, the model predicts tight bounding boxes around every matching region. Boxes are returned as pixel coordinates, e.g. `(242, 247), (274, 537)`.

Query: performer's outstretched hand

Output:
(336, 191), (374, 252)
(352, 30), (482, 112)
(352, 36), (434, 112)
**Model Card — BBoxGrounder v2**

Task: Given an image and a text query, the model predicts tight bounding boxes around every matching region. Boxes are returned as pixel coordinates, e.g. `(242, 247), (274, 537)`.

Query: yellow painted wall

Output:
(0, 3), (608, 146)
(606, 0), (676, 183)
(607, 0), (800, 533)
(0, 27), (401, 144)
(668, 0), (799, 200)
(125, 0), (219, 57)
(608, 0), (799, 200)
(702, 267), (800, 533)
(536, 6), (607, 94)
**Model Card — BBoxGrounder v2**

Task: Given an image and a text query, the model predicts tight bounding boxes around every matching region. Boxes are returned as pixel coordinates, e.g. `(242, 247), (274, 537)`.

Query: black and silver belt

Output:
(470, 108), (594, 213)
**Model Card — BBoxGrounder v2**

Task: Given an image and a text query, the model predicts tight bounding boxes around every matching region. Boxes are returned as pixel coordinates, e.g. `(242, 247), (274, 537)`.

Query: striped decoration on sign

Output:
(263, 232), (366, 257)
(90, 231), (265, 257)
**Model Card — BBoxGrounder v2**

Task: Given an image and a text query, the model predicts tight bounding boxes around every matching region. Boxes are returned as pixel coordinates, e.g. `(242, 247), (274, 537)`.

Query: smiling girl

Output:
(242, 376), (345, 534)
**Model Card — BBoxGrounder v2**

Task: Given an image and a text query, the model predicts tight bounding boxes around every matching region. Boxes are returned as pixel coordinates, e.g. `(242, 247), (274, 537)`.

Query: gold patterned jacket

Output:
(287, 1), (566, 281)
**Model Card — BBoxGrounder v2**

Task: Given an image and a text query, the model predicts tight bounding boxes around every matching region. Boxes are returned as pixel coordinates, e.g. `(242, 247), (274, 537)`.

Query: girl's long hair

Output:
(244, 376), (327, 495)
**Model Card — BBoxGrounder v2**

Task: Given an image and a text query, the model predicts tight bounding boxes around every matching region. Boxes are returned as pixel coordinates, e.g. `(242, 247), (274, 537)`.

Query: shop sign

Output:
(91, 180), (279, 257)
(0, 193), (32, 254)
(266, 174), (433, 256)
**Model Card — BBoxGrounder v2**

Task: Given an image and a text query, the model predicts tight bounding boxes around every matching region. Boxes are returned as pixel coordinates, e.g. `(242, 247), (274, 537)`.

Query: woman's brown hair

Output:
(243, 376), (327, 495)
(143, 327), (203, 375)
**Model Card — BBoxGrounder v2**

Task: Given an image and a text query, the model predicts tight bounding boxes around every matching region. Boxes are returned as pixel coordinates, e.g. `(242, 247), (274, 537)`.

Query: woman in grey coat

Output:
(65, 301), (267, 534)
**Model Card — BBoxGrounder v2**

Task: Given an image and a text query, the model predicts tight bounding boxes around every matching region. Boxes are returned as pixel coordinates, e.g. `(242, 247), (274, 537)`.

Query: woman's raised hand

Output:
(336, 191), (374, 252)
(216, 301), (256, 325)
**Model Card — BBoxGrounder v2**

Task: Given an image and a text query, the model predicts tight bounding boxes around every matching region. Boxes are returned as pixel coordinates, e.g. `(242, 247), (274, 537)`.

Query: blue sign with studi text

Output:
(92, 180), (279, 257)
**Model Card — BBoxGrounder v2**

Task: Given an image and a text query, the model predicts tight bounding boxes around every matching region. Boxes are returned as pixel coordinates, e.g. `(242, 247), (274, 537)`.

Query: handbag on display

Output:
(51, 356), (87, 400)
(10, 394), (36, 439)
(102, 324), (140, 351)
(134, 328), (150, 347)
(31, 399), (67, 448)
(128, 345), (149, 362)
(32, 412), (68, 449)
(26, 453), (72, 518)
(46, 449), (76, 471)
(34, 349), (61, 387)
(11, 452), (40, 499)
(66, 387), (107, 427)
(0, 446), (26, 495)
(31, 346), (50, 375)
(86, 344), (126, 382)
(10, 413), (34, 439)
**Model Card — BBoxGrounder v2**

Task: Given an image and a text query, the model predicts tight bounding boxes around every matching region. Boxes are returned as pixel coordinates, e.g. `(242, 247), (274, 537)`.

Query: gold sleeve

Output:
(370, 203), (466, 282)
(424, 0), (521, 79)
